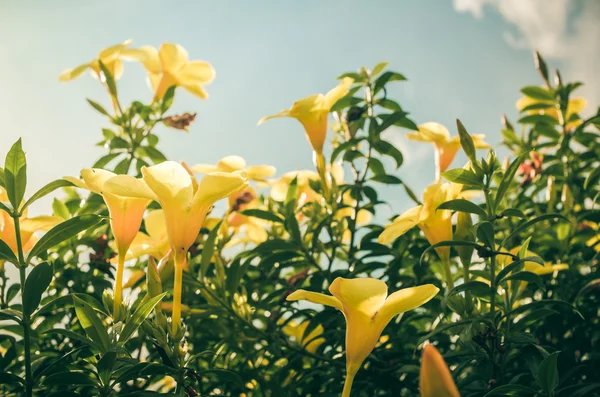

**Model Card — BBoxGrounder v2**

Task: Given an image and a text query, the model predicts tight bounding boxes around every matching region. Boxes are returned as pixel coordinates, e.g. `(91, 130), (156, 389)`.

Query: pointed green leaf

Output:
(23, 262), (53, 316)
(4, 139), (27, 209)
(20, 179), (74, 212)
(119, 292), (167, 344)
(72, 295), (110, 352)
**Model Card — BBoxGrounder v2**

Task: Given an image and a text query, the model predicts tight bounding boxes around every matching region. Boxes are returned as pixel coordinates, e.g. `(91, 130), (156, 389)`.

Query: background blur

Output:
(1, 0), (598, 215)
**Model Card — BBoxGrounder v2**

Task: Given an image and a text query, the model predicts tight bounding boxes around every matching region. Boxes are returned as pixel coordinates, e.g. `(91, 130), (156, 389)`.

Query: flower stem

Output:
(12, 215), (33, 397)
(442, 257), (455, 290)
(315, 151), (330, 201)
(172, 254), (185, 335)
(341, 370), (356, 397)
(113, 252), (125, 319)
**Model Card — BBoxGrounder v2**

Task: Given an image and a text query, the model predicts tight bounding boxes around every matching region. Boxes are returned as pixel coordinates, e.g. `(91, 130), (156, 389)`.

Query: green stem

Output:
(12, 215), (33, 397)
(113, 252), (125, 319)
(341, 370), (356, 397)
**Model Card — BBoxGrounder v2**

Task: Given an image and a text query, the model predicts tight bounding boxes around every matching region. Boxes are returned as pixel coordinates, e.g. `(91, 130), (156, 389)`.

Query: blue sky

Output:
(0, 0), (594, 215)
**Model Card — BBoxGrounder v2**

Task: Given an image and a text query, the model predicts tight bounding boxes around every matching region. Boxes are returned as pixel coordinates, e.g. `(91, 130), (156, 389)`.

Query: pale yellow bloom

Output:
(287, 277), (439, 397)
(126, 43), (215, 100)
(59, 40), (136, 82)
(103, 161), (247, 331)
(420, 344), (460, 397)
(192, 155), (276, 182)
(113, 209), (171, 262)
(258, 78), (353, 154)
(516, 94), (587, 131)
(283, 320), (325, 354)
(406, 122), (490, 179)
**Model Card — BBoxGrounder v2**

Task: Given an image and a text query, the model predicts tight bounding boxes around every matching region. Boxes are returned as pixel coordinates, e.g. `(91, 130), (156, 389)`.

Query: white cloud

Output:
(453, 0), (600, 109)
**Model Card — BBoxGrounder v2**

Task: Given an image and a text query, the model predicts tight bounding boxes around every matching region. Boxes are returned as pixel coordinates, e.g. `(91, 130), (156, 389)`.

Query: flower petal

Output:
(246, 165), (277, 181)
(329, 277), (388, 318)
(216, 155), (246, 172)
(286, 289), (342, 311)
(417, 122), (451, 143)
(376, 284), (439, 325)
(144, 209), (167, 240)
(378, 205), (423, 244)
(177, 61), (215, 85)
(121, 45), (161, 73)
(191, 164), (219, 174)
(142, 161), (194, 208)
(81, 169), (116, 194)
(182, 82), (209, 99)
(59, 63), (90, 82)
(103, 175), (157, 201)
(193, 171), (248, 209)
(323, 77), (353, 109)
(159, 43), (188, 73)
(257, 109), (292, 125)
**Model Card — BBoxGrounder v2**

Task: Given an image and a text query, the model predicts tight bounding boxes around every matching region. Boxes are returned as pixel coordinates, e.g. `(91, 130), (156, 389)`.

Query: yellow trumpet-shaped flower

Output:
(59, 39), (136, 82)
(258, 78), (353, 155)
(0, 187), (62, 258)
(287, 277), (439, 397)
(112, 209), (171, 262)
(103, 161), (248, 331)
(420, 344), (460, 397)
(192, 155), (276, 182)
(66, 170), (152, 317)
(127, 43), (216, 101)
(406, 123), (490, 180)
(516, 92), (587, 132)
(379, 181), (465, 288)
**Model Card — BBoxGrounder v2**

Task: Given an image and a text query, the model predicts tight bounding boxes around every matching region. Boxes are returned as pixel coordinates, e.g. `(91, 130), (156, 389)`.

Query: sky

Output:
(0, 0), (597, 216)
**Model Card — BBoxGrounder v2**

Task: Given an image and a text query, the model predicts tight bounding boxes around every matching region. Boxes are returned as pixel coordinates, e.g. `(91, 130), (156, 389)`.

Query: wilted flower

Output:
(287, 277), (439, 397)
(162, 113), (197, 131)
(406, 122), (490, 180)
(517, 151), (543, 186)
(420, 344), (460, 397)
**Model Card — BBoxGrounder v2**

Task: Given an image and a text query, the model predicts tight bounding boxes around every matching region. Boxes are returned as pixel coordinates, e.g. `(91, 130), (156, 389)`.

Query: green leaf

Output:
(143, 146), (167, 164)
(501, 214), (569, 247)
(112, 362), (179, 386)
(420, 240), (488, 265)
(370, 174), (402, 184)
(72, 295), (110, 352)
(331, 138), (366, 164)
(518, 114), (557, 125)
(496, 256), (542, 284)
(92, 153), (121, 169)
(456, 119), (477, 164)
(119, 293), (167, 344)
(373, 140), (403, 168)
(501, 208), (526, 218)
(437, 199), (487, 217)
(285, 176), (299, 214)
(521, 86), (554, 101)
(22, 262), (53, 316)
(475, 221), (495, 248)
(377, 111), (409, 133)
(161, 85), (176, 113)
(501, 271), (546, 292)
(4, 139), (27, 209)
(484, 384), (537, 396)
(43, 328), (101, 350)
(26, 214), (103, 262)
(98, 60), (117, 97)
(442, 168), (483, 186)
(446, 281), (491, 300)
(0, 167), (5, 187)
(20, 179), (74, 212)
(584, 166), (600, 190)
(371, 61), (389, 77)
(52, 198), (70, 220)
(373, 71), (407, 94)
(0, 372), (25, 385)
(200, 221), (222, 278)
(44, 371), (99, 386)
(534, 51), (550, 85)
(0, 239), (18, 264)
(97, 351), (117, 387)
(87, 98), (110, 116)
(240, 209), (284, 223)
(495, 153), (528, 209)
(537, 351), (560, 393)
(0, 308), (22, 324)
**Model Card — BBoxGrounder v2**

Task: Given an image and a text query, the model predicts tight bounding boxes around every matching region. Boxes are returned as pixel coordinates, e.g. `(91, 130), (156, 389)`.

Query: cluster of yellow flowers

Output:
(53, 41), (468, 396)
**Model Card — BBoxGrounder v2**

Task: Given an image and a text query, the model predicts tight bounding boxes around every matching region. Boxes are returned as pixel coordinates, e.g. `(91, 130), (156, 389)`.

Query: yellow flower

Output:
(406, 123), (490, 179)
(378, 181), (465, 287)
(336, 194), (373, 243)
(66, 170), (152, 317)
(420, 344), (460, 397)
(127, 43), (216, 100)
(222, 186), (269, 247)
(283, 320), (325, 354)
(258, 78), (353, 155)
(270, 170), (321, 205)
(103, 161), (247, 331)
(192, 155), (276, 182)
(287, 277), (439, 397)
(114, 209), (171, 262)
(516, 93), (587, 131)
(59, 40), (136, 82)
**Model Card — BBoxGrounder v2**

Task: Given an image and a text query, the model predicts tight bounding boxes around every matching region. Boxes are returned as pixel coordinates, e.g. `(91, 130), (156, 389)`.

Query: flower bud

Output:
(102, 290), (114, 316)
(454, 212), (474, 269)
(147, 257), (163, 298)
(420, 344), (460, 397)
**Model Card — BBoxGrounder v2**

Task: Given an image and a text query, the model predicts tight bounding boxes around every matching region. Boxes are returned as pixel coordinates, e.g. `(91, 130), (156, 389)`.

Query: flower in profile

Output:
(258, 78), (353, 155)
(192, 155), (276, 182)
(406, 122), (490, 179)
(114, 209), (170, 262)
(103, 161), (247, 331)
(516, 93), (587, 131)
(378, 181), (466, 288)
(65, 170), (152, 317)
(287, 277), (439, 397)
(0, 187), (62, 257)
(420, 344), (460, 397)
(127, 43), (216, 100)
(59, 40), (136, 82)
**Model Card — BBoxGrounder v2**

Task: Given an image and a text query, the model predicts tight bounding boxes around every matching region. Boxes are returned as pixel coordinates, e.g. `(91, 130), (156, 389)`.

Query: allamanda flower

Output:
(192, 155), (276, 182)
(406, 122), (490, 180)
(378, 180), (465, 288)
(66, 170), (152, 317)
(103, 161), (248, 332)
(287, 277), (439, 397)
(127, 43), (216, 101)
(59, 39), (136, 82)
(420, 344), (460, 397)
